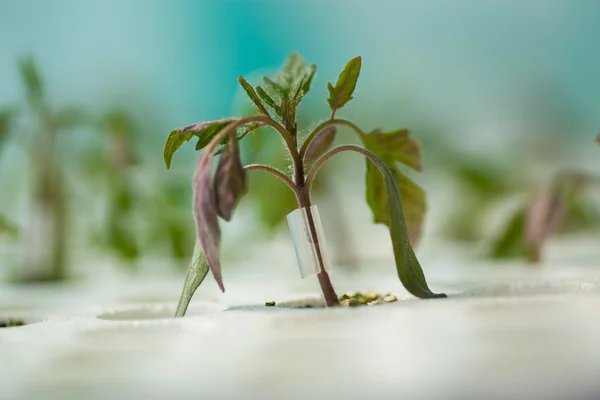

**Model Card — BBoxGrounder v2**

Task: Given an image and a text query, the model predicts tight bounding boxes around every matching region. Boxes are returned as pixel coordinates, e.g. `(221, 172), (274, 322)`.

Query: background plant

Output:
(0, 57), (89, 282)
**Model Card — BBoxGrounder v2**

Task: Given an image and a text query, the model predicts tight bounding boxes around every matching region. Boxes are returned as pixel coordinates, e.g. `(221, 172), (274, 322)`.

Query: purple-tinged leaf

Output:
(304, 126), (337, 165)
(214, 134), (247, 221)
(524, 172), (588, 262)
(193, 146), (224, 292)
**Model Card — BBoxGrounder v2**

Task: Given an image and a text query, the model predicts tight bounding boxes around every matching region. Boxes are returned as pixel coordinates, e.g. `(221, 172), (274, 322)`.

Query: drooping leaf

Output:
(361, 129), (422, 171)
(213, 134), (247, 221)
(18, 57), (43, 107)
(164, 129), (195, 169)
(366, 159), (426, 244)
(193, 143), (224, 292)
(304, 126), (337, 165)
(327, 56), (361, 114)
(238, 77), (270, 117)
(163, 118), (237, 169)
(175, 239), (210, 317)
(363, 150), (445, 299)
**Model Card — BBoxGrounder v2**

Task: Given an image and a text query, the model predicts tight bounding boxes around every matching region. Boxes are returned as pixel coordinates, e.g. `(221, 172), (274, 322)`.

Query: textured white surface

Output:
(1, 237), (600, 400)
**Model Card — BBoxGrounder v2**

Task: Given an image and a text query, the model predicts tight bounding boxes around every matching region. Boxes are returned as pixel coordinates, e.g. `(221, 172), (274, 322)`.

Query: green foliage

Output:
(164, 118), (237, 169)
(361, 129), (422, 171)
(240, 52), (316, 134)
(362, 130), (426, 244)
(238, 77), (270, 117)
(327, 56), (361, 115)
(364, 152), (444, 298)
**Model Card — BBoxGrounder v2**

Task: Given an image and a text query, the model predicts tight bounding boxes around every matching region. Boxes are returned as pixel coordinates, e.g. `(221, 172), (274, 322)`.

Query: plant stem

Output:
(296, 165), (339, 307)
(305, 202), (340, 307)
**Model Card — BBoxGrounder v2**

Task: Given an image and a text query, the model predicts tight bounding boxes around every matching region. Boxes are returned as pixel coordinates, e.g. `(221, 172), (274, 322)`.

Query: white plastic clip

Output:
(287, 205), (332, 279)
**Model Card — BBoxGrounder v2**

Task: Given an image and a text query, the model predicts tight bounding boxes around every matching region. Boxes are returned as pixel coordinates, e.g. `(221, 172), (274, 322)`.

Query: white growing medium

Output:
(1, 237), (600, 399)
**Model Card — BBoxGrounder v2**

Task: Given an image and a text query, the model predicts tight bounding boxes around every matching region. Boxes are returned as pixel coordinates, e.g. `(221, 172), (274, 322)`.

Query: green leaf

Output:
(163, 129), (195, 169)
(260, 53), (317, 118)
(18, 57), (44, 107)
(366, 159), (426, 244)
(361, 129), (422, 171)
(163, 118), (237, 169)
(238, 77), (270, 117)
(262, 76), (286, 98)
(301, 64), (317, 96)
(256, 86), (279, 112)
(327, 56), (361, 114)
(175, 239), (210, 317)
(365, 152), (445, 299)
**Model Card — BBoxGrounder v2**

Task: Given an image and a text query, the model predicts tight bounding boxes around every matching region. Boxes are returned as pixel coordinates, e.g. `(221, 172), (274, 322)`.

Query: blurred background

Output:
(1, 0), (600, 284)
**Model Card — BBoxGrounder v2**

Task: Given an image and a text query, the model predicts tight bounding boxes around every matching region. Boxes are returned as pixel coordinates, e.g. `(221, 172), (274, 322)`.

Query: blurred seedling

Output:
(164, 53), (446, 315)
(489, 169), (600, 262)
(0, 57), (89, 282)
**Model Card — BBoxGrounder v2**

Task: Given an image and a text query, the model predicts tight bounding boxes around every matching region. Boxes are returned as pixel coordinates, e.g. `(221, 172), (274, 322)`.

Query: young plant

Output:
(490, 170), (600, 262)
(0, 57), (88, 281)
(164, 54), (446, 315)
